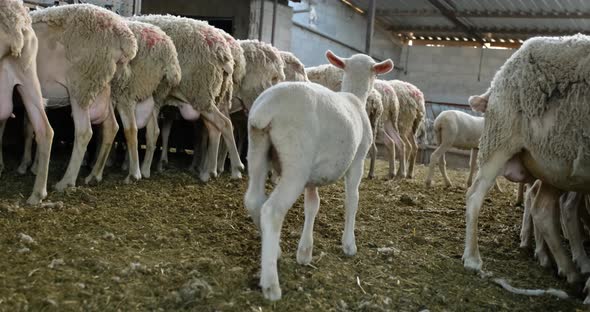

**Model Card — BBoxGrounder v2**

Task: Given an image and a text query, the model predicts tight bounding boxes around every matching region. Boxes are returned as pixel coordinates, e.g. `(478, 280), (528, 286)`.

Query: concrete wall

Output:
(399, 45), (515, 104)
(249, 0), (293, 51)
(288, 0), (403, 79)
(142, 0), (251, 39)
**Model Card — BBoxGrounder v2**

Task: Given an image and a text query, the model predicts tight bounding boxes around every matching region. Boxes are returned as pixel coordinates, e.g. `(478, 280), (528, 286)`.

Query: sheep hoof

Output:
(54, 180), (74, 192)
(342, 243), (357, 256)
(462, 254), (482, 272)
(199, 172), (211, 183)
(84, 174), (102, 185)
(17, 164), (29, 175)
(26, 191), (46, 205)
(30, 164), (38, 175)
(141, 168), (151, 179)
(158, 160), (168, 173)
(577, 258), (590, 275)
(297, 246), (313, 265)
(262, 283), (282, 301)
(231, 170), (242, 180)
(124, 172), (141, 184)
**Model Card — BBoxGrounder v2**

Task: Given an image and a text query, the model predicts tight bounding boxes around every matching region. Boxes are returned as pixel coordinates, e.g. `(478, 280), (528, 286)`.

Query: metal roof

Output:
(347, 0), (590, 47)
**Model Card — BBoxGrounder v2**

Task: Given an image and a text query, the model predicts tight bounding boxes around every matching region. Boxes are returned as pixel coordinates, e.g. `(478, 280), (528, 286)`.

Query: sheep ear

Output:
(326, 50), (345, 69)
(373, 59), (393, 75)
(468, 95), (488, 113)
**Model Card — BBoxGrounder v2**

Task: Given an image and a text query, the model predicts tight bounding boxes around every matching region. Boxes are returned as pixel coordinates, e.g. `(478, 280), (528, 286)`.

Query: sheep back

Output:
(390, 80), (425, 136)
(111, 20), (180, 109)
(305, 64), (342, 91)
(236, 39), (285, 109)
(131, 15), (234, 112)
(280, 51), (308, 82)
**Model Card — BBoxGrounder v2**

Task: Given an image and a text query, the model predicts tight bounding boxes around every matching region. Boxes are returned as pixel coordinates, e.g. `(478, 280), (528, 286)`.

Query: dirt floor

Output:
(0, 153), (587, 311)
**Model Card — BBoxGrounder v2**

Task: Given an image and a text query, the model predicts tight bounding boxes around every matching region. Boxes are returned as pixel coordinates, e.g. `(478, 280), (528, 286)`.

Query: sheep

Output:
(244, 50), (393, 300)
(279, 51), (308, 82)
(82, 20), (181, 184)
(28, 3), (137, 192)
(174, 28), (249, 179)
(130, 14), (243, 181)
(210, 39), (286, 175)
(370, 79), (399, 179)
(462, 35), (590, 290)
(389, 80), (425, 179)
(0, 0), (54, 204)
(304, 65), (389, 179)
(424, 110), (503, 190)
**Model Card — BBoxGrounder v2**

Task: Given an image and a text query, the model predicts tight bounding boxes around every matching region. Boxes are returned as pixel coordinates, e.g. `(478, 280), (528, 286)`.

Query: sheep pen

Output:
(0, 152), (583, 310)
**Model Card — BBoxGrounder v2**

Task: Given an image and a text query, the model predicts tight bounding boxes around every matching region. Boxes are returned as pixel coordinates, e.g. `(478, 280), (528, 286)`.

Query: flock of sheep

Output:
(1, 0), (589, 304)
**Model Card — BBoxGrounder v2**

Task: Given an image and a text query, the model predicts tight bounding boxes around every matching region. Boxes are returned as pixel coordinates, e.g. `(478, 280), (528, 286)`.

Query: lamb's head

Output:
(326, 50), (393, 102)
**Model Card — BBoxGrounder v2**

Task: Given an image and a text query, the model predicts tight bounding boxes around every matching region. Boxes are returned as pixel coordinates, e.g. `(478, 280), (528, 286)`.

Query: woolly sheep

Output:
(0, 0), (54, 205)
(279, 51), (308, 82)
(83, 20), (181, 184)
(424, 110), (502, 190)
(389, 80), (425, 179)
(370, 79), (399, 179)
(29, 4), (137, 192)
(244, 51), (393, 300)
(462, 36), (590, 291)
(176, 28), (248, 180)
(131, 15), (243, 181)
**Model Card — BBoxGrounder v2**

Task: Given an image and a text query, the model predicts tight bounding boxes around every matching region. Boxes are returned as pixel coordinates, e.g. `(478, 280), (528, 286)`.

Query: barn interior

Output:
(1, 0), (589, 310)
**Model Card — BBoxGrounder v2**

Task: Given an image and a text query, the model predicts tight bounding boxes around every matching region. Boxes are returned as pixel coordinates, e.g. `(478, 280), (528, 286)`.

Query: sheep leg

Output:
(189, 121), (204, 173)
(515, 182), (525, 206)
(199, 119), (220, 182)
(367, 112), (378, 179)
(561, 192), (590, 274)
(17, 114), (34, 175)
(406, 133), (419, 179)
(381, 128), (396, 179)
(463, 150), (514, 271)
(200, 106), (244, 179)
(117, 104), (141, 183)
(140, 109), (160, 179)
(297, 186), (320, 265)
(0, 119), (4, 177)
(342, 156), (364, 256)
(244, 127), (271, 229)
(520, 183), (534, 248)
(384, 122), (404, 178)
(531, 183), (580, 283)
(156, 116), (172, 173)
(533, 220), (552, 268)
(17, 82), (53, 204)
(439, 154), (452, 186)
(425, 143), (451, 187)
(467, 148), (478, 187)
(85, 104), (119, 184)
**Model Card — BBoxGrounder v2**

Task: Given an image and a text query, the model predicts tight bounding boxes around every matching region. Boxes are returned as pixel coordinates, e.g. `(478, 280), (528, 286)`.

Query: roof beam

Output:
(426, 0), (485, 44)
(389, 25), (585, 37)
(378, 9), (590, 19)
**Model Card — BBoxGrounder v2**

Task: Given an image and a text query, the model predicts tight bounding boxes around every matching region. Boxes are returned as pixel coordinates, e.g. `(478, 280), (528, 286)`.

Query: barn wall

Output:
(399, 45), (515, 104)
(249, 0), (293, 51)
(289, 0), (403, 79)
(141, 0), (252, 39)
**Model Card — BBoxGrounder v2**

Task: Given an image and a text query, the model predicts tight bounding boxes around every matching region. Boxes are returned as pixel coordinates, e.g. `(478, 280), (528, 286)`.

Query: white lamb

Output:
(462, 35), (590, 291)
(0, 0), (54, 204)
(424, 110), (502, 190)
(305, 64), (387, 179)
(244, 50), (393, 300)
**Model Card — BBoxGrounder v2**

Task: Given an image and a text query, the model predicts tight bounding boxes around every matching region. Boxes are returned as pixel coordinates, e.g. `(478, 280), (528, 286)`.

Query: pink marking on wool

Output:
(406, 84), (423, 100)
(94, 11), (114, 30)
(140, 27), (164, 48)
(201, 27), (224, 47)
